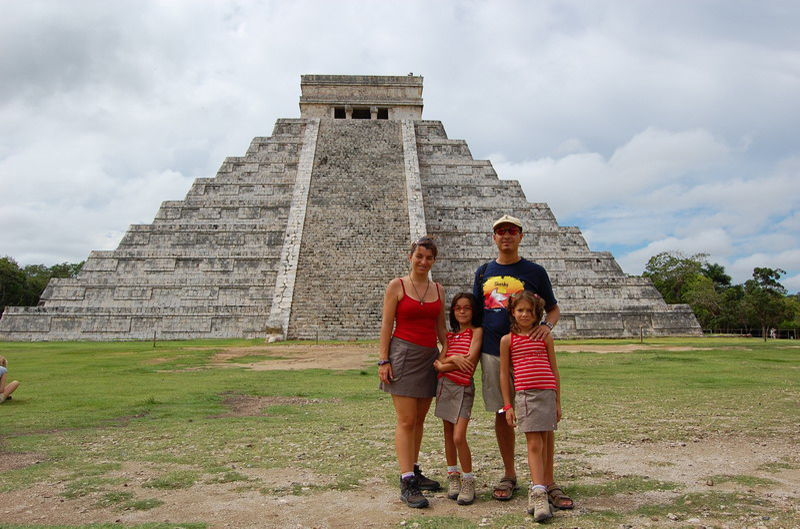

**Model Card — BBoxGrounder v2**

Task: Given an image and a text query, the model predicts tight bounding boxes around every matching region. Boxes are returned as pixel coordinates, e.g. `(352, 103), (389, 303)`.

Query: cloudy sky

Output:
(2, 0), (799, 293)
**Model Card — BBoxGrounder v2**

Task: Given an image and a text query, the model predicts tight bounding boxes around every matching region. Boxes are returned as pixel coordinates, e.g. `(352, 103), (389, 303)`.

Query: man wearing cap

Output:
(472, 214), (573, 509)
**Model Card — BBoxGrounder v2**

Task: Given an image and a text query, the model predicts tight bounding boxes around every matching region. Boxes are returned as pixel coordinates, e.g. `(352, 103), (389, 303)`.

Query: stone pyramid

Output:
(0, 75), (701, 341)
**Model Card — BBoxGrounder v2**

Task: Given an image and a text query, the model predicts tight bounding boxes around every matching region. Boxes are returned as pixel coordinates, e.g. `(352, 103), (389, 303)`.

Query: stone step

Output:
(287, 119), (411, 340)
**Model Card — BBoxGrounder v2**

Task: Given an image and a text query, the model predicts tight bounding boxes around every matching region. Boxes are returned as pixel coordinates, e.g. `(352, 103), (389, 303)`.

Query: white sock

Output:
(448, 466), (460, 474)
(463, 472), (474, 479)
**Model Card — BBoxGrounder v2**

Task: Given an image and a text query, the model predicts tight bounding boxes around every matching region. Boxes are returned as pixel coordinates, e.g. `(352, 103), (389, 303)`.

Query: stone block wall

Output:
(286, 120), (411, 340)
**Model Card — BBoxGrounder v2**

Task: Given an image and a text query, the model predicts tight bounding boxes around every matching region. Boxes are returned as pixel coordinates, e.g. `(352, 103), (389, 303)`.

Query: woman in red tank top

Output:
(377, 236), (448, 509)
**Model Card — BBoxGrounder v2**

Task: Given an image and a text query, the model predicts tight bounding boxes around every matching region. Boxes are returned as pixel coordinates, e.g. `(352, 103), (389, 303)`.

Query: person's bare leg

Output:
(443, 420), (457, 467)
(0, 374), (19, 401)
(412, 397), (433, 463)
(453, 417), (472, 473)
(493, 412), (516, 498)
(392, 395), (419, 473)
(543, 430), (554, 484)
(543, 430), (574, 509)
(526, 432), (546, 485)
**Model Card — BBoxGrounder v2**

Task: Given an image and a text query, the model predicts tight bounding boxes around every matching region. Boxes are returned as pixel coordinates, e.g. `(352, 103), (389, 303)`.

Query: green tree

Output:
(0, 257), (84, 313)
(22, 264), (52, 306)
(49, 262), (84, 279)
(716, 284), (747, 333)
(0, 256), (27, 313)
(684, 274), (721, 329)
(742, 268), (792, 341)
(701, 262), (732, 290)
(782, 295), (800, 334)
(643, 251), (707, 304)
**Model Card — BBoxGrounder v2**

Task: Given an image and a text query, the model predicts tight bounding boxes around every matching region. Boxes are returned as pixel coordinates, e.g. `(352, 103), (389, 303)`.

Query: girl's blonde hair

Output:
(0, 356), (7, 367)
(507, 291), (545, 333)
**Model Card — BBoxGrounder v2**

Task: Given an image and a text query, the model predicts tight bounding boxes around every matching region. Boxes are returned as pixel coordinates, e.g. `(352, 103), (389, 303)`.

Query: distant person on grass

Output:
(378, 236), (447, 509)
(433, 292), (483, 505)
(500, 291), (562, 522)
(0, 356), (20, 403)
(473, 214), (573, 510)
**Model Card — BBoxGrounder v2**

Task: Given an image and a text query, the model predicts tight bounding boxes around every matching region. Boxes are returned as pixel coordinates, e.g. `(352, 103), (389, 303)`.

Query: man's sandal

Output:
(546, 483), (574, 510)
(492, 475), (518, 501)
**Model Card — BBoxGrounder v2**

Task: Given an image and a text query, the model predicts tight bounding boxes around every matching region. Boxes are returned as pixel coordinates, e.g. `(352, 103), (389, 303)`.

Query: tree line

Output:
(0, 256), (84, 314)
(643, 251), (800, 339)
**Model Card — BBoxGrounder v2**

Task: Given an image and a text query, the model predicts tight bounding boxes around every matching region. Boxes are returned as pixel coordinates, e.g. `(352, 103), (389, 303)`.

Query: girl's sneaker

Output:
(457, 475), (476, 505)
(447, 472), (461, 500)
(528, 487), (552, 522)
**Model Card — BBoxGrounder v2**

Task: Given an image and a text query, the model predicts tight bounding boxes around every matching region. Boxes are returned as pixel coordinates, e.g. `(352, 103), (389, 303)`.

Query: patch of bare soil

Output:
(210, 393), (339, 417)
(210, 342), (376, 371)
(0, 452), (45, 472)
(2, 342), (798, 528)
(581, 438), (800, 526)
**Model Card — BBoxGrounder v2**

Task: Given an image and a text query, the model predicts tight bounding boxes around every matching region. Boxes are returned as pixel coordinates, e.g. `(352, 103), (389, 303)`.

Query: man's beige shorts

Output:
(480, 353), (513, 413)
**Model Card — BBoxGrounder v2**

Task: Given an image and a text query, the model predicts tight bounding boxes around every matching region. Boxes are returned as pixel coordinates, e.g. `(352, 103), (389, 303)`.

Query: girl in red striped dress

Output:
(433, 293), (483, 505)
(499, 291), (562, 522)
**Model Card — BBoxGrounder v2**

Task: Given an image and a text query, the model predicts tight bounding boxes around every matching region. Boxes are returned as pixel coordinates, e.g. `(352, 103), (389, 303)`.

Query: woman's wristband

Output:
(498, 404), (513, 414)
(377, 359), (390, 366)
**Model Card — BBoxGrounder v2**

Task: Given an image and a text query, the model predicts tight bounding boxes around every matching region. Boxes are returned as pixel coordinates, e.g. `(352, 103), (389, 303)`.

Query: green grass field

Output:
(1, 337), (798, 528)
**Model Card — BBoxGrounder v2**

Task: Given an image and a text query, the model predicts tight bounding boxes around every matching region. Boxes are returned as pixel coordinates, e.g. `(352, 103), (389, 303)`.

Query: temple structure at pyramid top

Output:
(0, 74), (701, 341)
(299, 74), (424, 119)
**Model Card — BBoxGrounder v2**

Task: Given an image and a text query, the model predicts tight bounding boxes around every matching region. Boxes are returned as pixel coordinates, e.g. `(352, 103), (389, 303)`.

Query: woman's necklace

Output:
(408, 276), (431, 306)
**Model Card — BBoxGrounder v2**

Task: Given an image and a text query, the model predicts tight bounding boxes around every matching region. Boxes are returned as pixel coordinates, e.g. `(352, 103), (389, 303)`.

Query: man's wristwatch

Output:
(377, 359), (391, 366)
(543, 321), (554, 330)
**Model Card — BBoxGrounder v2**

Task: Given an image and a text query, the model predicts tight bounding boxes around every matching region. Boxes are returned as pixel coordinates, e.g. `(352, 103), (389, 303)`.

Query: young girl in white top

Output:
(433, 293), (483, 505)
(499, 291), (561, 522)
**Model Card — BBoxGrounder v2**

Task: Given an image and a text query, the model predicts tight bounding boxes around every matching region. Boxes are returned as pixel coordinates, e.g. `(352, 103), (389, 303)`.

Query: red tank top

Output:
(510, 333), (557, 391)
(439, 328), (476, 386)
(393, 279), (442, 348)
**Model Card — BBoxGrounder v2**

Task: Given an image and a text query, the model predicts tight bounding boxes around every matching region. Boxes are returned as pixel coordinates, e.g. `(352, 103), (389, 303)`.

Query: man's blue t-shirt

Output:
(472, 258), (557, 356)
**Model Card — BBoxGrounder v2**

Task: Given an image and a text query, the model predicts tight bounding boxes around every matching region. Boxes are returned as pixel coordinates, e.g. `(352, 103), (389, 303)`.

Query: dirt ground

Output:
(2, 342), (798, 528)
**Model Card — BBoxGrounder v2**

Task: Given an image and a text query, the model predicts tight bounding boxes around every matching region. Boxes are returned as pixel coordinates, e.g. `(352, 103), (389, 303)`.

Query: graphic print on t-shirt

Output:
(482, 275), (525, 310)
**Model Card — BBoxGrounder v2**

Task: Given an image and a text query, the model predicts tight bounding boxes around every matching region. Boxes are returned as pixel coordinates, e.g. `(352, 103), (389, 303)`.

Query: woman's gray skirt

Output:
(378, 336), (439, 398)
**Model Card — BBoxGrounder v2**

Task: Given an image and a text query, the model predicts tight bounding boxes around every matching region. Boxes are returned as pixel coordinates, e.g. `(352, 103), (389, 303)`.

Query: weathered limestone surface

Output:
(265, 119), (320, 338)
(287, 119), (410, 340)
(0, 74), (701, 341)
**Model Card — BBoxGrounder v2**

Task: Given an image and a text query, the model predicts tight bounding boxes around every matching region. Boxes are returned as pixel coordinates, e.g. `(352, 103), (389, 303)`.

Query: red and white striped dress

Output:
(510, 333), (556, 391)
(439, 328), (476, 386)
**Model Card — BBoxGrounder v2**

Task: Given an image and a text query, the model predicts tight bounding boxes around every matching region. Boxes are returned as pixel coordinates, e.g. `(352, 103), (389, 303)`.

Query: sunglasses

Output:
(494, 227), (521, 235)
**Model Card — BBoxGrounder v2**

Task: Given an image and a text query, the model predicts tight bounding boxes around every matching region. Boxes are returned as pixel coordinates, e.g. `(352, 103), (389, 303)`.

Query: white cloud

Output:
(616, 228), (733, 275)
(492, 126), (731, 220)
